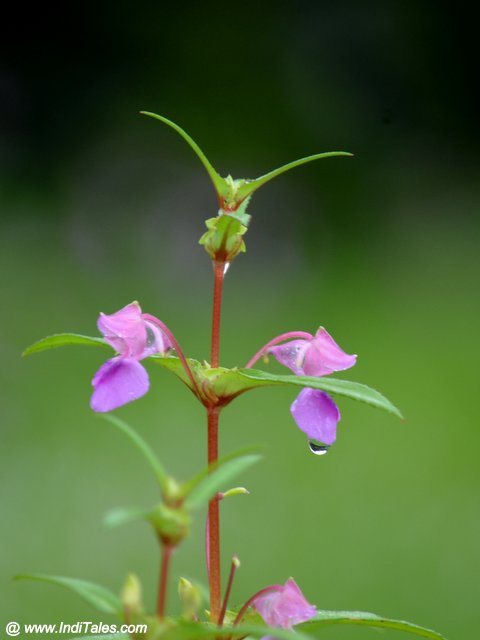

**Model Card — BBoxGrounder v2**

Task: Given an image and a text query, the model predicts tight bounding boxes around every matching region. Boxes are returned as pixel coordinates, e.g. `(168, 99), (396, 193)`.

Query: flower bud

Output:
(121, 573), (143, 615)
(149, 503), (191, 546)
(199, 213), (248, 263)
(178, 577), (202, 619)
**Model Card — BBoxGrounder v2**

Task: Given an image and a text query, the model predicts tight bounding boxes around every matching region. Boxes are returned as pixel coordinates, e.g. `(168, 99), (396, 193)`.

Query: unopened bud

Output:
(178, 577), (202, 619)
(121, 574), (143, 614)
(149, 503), (191, 546)
(199, 214), (248, 262)
(221, 487), (250, 499)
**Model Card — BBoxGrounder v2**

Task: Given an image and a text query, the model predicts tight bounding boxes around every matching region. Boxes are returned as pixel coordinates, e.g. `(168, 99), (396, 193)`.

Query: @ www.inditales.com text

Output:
(5, 621), (147, 637)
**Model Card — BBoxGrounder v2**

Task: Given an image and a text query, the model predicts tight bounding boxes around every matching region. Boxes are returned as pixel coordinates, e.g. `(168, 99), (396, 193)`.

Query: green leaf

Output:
(22, 333), (108, 356)
(232, 368), (402, 418)
(14, 574), (122, 615)
(184, 453), (261, 510)
(181, 446), (261, 500)
(148, 355), (200, 391)
(235, 151), (353, 201)
(149, 357), (402, 419)
(104, 506), (153, 528)
(68, 636), (128, 640)
(162, 621), (313, 640)
(140, 112), (227, 199)
(99, 414), (170, 491)
(140, 112), (351, 211)
(298, 610), (446, 639)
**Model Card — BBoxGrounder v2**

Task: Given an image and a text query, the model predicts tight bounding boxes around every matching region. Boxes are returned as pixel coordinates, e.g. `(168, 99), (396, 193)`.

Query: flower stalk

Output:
(218, 556), (240, 627)
(245, 331), (313, 369)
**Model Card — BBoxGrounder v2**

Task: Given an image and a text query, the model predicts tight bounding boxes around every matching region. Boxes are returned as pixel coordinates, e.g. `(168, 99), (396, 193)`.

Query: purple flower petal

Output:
(91, 357), (150, 412)
(97, 302), (147, 359)
(255, 578), (317, 629)
(290, 388), (340, 445)
(269, 340), (310, 375)
(303, 327), (356, 377)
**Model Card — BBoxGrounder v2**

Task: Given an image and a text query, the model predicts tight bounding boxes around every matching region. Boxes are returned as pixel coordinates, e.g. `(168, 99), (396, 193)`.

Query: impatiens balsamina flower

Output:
(269, 328), (356, 445)
(254, 578), (317, 631)
(91, 302), (171, 412)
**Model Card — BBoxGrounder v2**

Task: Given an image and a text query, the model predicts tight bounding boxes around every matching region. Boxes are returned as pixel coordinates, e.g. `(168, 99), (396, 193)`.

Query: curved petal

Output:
(290, 388), (340, 445)
(255, 578), (317, 629)
(141, 318), (172, 358)
(269, 340), (310, 375)
(91, 357), (149, 412)
(97, 302), (146, 358)
(303, 327), (357, 376)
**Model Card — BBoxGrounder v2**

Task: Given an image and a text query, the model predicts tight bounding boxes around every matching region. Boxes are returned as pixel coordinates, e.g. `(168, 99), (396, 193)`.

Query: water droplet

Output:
(223, 262), (230, 275)
(308, 440), (331, 456)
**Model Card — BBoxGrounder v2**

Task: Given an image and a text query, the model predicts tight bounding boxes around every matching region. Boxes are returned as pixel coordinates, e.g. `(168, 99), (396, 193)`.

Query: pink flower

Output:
(91, 302), (171, 412)
(254, 578), (316, 631)
(269, 327), (356, 377)
(269, 328), (356, 445)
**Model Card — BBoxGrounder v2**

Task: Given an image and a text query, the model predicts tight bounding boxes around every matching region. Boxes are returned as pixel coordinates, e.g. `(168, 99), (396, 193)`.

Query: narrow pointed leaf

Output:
(184, 454), (261, 510)
(236, 368), (403, 418)
(99, 414), (169, 490)
(104, 506), (152, 528)
(298, 610), (446, 639)
(235, 152), (353, 201)
(181, 445), (261, 498)
(23, 333), (108, 356)
(14, 574), (122, 615)
(140, 112), (227, 198)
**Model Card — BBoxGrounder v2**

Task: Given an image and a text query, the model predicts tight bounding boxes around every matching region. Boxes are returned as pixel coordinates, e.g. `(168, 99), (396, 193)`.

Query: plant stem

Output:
(208, 260), (225, 622)
(218, 556), (240, 626)
(207, 407), (221, 622)
(157, 544), (173, 618)
(211, 261), (225, 368)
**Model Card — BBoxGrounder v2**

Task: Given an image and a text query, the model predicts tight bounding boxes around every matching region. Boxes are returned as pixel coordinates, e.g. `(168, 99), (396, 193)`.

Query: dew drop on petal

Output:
(308, 440), (331, 456)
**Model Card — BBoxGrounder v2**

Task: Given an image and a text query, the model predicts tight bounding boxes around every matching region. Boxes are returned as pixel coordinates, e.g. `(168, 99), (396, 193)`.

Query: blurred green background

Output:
(1, 2), (479, 638)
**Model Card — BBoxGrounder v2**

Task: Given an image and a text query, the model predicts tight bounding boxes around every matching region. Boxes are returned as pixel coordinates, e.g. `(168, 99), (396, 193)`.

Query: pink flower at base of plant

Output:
(91, 302), (171, 413)
(268, 327), (356, 445)
(254, 578), (317, 632)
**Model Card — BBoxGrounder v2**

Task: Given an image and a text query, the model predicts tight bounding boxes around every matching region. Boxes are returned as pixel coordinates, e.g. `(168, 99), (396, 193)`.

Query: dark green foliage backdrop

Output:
(1, 2), (478, 638)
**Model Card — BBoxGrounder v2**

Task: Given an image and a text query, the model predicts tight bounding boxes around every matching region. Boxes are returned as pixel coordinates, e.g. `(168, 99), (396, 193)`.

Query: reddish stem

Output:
(218, 557), (240, 626)
(207, 407), (221, 622)
(157, 544), (173, 618)
(207, 260), (225, 622)
(244, 331), (313, 369)
(211, 261), (225, 368)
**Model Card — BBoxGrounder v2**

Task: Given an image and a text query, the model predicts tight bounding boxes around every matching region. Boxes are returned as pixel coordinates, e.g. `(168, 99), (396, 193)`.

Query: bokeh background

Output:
(1, 2), (479, 638)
